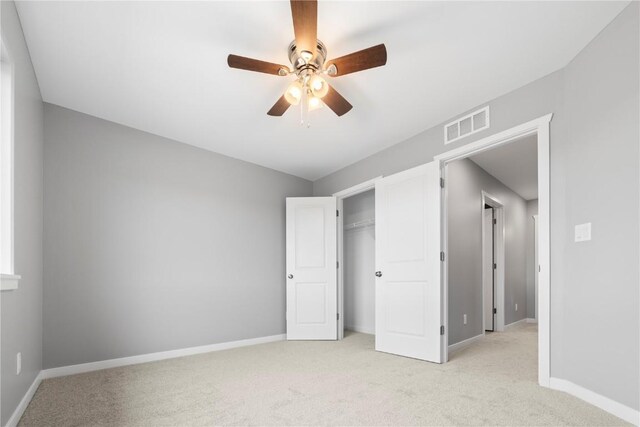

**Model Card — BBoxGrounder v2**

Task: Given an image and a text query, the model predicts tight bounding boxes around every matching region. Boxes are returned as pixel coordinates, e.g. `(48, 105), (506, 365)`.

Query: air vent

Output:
(444, 106), (490, 144)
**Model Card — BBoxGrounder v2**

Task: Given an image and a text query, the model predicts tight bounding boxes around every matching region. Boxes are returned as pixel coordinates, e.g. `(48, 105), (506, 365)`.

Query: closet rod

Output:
(344, 218), (375, 230)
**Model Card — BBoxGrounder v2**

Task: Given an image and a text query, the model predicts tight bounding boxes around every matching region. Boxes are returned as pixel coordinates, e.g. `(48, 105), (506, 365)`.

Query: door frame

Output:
(481, 191), (505, 333)
(533, 214), (539, 322)
(435, 113), (552, 387)
(333, 176), (382, 339)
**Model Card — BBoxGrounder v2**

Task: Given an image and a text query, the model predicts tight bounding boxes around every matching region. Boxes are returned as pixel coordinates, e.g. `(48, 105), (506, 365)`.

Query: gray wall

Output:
(312, 69), (564, 197)
(525, 199), (538, 319)
(0, 1), (44, 425)
(313, 2), (638, 412)
(447, 159), (527, 345)
(314, 63), (566, 378)
(2, 0), (636, 418)
(43, 104), (312, 369)
(559, 2), (639, 410)
(343, 190), (375, 334)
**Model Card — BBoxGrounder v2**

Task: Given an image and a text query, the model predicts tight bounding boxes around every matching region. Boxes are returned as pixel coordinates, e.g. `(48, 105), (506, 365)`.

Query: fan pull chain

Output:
(300, 89), (310, 128)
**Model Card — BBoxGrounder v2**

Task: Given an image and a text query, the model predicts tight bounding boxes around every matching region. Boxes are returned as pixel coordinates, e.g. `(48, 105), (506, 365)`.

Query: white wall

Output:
(447, 159), (528, 345)
(0, 2), (44, 425)
(43, 104), (313, 369)
(343, 190), (375, 334)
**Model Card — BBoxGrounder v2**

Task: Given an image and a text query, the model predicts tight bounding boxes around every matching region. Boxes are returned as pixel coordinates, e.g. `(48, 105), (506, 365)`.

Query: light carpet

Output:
(19, 323), (627, 426)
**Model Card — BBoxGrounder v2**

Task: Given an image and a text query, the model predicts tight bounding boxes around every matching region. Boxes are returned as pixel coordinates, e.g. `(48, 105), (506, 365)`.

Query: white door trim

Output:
(481, 191), (505, 333)
(333, 177), (381, 199)
(333, 177), (382, 339)
(435, 113), (552, 387)
(533, 214), (539, 321)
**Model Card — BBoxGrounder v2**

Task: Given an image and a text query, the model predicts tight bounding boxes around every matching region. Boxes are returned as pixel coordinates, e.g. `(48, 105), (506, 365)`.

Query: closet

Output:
(286, 162), (443, 362)
(342, 190), (375, 335)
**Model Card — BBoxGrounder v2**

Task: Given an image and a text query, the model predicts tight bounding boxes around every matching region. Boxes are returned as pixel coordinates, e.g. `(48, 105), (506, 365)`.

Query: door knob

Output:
(375, 271), (382, 277)
(288, 274), (293, 279)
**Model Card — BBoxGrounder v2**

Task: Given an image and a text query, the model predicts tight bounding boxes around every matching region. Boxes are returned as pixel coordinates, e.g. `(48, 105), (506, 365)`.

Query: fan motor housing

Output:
(288, 40), (327, 74)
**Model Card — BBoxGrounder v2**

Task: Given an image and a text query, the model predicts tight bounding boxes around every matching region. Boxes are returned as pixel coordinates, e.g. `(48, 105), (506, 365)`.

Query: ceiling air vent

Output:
(444, 106), (490, 144)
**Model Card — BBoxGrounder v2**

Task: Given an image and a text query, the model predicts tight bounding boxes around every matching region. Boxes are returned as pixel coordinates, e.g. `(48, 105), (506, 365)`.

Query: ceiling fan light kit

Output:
(227, 0), (387, 125)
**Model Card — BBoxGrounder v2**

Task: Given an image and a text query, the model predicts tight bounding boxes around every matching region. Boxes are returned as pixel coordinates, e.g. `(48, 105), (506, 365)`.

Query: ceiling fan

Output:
(227, 0), (387, 120)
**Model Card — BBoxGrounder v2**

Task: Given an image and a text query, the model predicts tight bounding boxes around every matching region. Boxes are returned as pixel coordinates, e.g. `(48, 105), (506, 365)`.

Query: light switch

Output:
(575, 223), (591, 242)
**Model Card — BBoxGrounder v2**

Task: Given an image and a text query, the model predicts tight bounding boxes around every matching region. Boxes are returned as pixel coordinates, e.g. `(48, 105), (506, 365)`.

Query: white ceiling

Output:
(16, 1), (628, 180)
(470, 134), (538, 200)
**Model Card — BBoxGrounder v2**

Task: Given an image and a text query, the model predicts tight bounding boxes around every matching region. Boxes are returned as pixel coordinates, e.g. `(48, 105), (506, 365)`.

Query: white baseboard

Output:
(549, 378), (639, 425)
(5, 372), (43, 427)
(41, 333), (286, 379)
(6, 334), (285, 426)
(505, 318), (528, 329)
(526, 318), (537, 324)
(448, 333), (484, 354)
(345, 325), (375, 335)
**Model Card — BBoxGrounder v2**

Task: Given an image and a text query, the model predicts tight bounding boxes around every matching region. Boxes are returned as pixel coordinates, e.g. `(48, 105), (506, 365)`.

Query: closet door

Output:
(375, 162), (443, 362)
(286, 197), (337, 340)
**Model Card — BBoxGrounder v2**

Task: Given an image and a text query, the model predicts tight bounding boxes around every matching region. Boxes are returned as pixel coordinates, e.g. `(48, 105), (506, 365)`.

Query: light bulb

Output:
(308, 95), (323, 111)
(309, 74), (329, 98)
(284, 80), (303, 105)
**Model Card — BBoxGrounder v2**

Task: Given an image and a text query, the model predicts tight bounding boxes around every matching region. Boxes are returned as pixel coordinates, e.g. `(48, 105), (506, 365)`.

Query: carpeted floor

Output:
(20, 323), (627, 426)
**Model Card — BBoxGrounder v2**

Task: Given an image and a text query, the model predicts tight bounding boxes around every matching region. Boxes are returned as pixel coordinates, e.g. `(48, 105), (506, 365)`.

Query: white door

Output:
(374, 162), (442, 362)
(286, 197), (337, 340)
(483, 208), (494, 331)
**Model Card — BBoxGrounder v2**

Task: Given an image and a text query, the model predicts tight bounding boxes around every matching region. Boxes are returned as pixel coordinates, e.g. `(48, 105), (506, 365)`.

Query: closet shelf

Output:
(344, 218), (375, 230)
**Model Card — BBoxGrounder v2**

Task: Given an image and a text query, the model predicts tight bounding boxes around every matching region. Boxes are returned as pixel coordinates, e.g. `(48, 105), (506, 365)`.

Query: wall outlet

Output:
(515, 303), (518, 312)
(16, 352), (21, 375)
(463, 314), (467, 325)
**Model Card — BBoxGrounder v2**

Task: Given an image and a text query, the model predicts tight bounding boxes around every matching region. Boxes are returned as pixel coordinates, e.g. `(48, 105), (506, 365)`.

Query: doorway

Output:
(483, 204), (496, 332)
(481, 192), (505, 334)
(288, 164), (443, 364)
(334, 177), (380, 339)
(436, 113), (551, 386)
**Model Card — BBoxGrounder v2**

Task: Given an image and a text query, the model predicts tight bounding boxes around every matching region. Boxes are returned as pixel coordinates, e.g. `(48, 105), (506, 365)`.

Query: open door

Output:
(374, 162), (442, 362)
(286, 197), (338, 340)
(483, 207), (495, 332)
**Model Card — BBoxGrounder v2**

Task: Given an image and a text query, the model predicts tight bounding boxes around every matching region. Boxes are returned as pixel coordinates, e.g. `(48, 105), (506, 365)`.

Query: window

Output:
(1, 39), (19, 290)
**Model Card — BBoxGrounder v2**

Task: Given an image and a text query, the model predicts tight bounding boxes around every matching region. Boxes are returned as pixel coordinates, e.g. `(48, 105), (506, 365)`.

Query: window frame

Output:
(1, 38), (20, 290)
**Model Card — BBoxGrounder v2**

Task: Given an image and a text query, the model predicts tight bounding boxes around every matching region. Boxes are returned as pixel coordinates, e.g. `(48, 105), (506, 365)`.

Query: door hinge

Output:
(337, 313), (340, 320)
(440, 251), (445, 262)
(493, 308), (497, 314)
(337, 261), (339, 269)
(493, 218), (497, 225)
(493, 263), (497, 269)
(440, 177), (445, 188)
(440, 325), (445, 335)
(336, 210), (339, 217)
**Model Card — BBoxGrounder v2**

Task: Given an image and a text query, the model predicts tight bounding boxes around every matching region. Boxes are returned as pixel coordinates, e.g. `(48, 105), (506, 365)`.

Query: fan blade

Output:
(326, 44), (387, 76)
(290, 0), (317, 58)
(323, 85), (352, 117)
(267, 95), (291, 116)
(227, 54), (289, 76)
